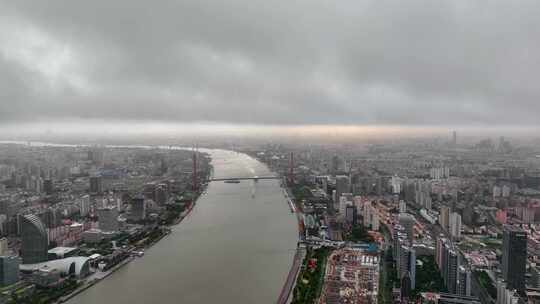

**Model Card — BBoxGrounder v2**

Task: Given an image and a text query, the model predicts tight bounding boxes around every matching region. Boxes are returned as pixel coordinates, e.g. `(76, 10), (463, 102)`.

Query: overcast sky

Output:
(1, 0), (540, 128)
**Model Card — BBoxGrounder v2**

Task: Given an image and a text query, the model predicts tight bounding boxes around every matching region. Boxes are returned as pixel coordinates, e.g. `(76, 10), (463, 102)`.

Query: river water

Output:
(68, 149), (298, 304)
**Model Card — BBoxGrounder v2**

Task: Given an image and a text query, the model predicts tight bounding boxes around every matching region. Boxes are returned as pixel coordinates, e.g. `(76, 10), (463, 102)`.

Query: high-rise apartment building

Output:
(457, 266), (471, 296)
(450, 212), (462, 240)
(437, 237), (460, 295)
(335, 176), (350, 210)
(345, 205), (357, 226)
(399, 213), (416, 244)
(502, 225), (527, 296)
(398, 244), (416, 290)
(445, 249), (459, 294)
(440, 206), (450, 231)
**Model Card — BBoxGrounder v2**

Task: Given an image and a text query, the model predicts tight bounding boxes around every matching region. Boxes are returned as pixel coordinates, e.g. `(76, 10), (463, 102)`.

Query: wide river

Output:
(68, 149), (298, 304)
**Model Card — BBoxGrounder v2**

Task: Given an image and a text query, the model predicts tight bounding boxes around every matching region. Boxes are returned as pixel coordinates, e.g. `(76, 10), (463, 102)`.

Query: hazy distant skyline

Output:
(1, 0), (540, 130)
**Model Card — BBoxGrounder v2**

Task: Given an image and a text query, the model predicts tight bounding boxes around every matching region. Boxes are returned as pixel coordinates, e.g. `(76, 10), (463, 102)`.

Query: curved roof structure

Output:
(20, 257), (91, 278)
(21, 214), (49, 264)
(22, 214), (47, 237)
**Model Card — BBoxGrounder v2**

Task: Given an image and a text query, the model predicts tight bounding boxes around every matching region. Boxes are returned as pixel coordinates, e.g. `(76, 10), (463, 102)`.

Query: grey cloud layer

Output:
(1, 0), (540, 125)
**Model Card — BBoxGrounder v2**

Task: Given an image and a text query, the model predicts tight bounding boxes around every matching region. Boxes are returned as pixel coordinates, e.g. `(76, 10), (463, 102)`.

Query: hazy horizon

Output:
(1, 120), (539, 145)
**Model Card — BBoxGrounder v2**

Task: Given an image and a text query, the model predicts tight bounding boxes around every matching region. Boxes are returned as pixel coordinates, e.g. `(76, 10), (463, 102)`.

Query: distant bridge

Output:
(208, 176), (281, 182)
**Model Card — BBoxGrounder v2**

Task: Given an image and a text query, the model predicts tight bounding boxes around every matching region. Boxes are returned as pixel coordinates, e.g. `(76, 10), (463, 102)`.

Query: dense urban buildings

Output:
(0, 143), (211, 302)
(251, 132), (540, 304)
(0, 130), (539, 303)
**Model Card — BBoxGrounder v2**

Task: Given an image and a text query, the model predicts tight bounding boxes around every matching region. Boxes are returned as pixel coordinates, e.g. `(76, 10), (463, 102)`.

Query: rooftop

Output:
(48, 247), (78, 255)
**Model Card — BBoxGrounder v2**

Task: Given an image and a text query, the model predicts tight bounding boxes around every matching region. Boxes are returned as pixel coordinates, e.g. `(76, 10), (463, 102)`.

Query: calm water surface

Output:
(69, 149), (298, 304)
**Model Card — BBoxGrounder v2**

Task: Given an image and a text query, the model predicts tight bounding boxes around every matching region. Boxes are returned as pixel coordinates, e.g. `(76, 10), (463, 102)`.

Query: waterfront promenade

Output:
(277, 247), (305, 304)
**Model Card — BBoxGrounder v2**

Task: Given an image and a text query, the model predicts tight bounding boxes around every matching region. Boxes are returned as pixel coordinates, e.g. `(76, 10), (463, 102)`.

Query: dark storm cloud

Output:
(1, 0), (540, 125)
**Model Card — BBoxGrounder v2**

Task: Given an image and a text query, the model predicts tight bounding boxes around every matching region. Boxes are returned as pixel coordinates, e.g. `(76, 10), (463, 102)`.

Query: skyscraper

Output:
(457, 266), (471, 297)
(335, 175), (350, 210)
(43, 179), (54, 195)
(391, 175), (403, 194)
(531, 266), (540, 290)
(399, 213), (416, 244)
(394, 223), (417, 300)
(88, 149), (105, 166)
(398, 244), (416, 290)
(339, 195), (351, 218)
(90, 175), (103, 194)
(20, 214), (48, 264)
(440, 206), (450, 231)
(394, 225), (406, 263)
(450, 212), (462, 240)
(130, 195), (146, 221)
(0, 238), (8, 256)
(399, 200), (407, 213)
(502, 225), (527, 296)
(345, 205), (357, 226)
(331, 155), (340, 175)
(436, 236), (445, 270)
(462, 204), (474, 226)
(437, 237), (460, 295)
(0, 256), (20, 286)
(154, 183), (169, 205)
(446, 249), (459, 294)
(371, 208), (380, 231)
(79, 195), (91, 217)
(363, 201), (373, 229)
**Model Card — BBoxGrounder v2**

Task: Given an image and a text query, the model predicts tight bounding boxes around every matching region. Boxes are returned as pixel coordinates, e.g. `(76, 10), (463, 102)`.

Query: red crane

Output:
(192, 146), (198, 193)
(288, 151), (294, 185)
